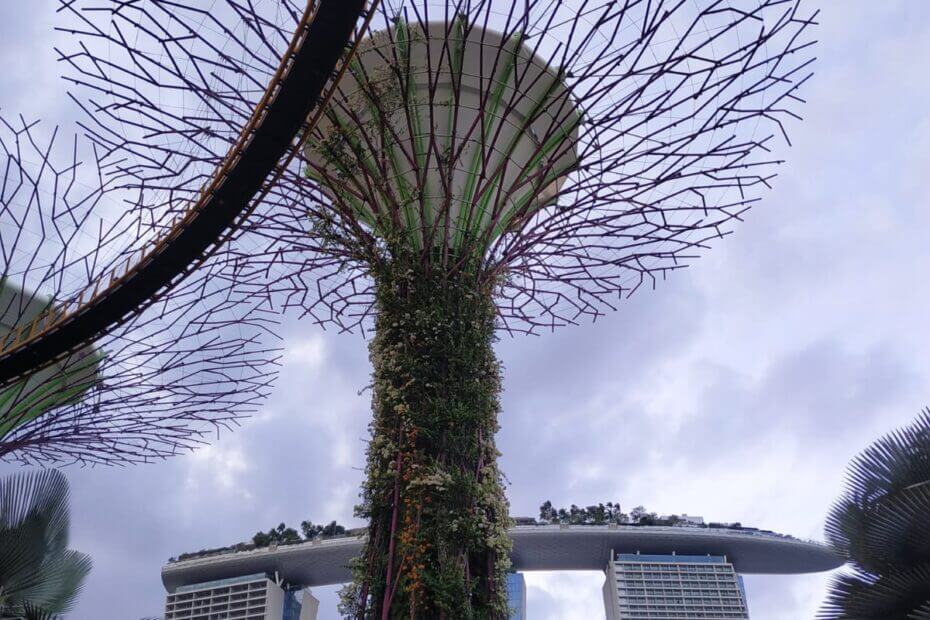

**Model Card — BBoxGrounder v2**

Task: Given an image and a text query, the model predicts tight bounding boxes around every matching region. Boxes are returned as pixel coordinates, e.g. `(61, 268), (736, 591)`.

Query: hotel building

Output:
(163, 573), (318, 620)
(161, 524), (842, 618)
(603, 552), (749, 619)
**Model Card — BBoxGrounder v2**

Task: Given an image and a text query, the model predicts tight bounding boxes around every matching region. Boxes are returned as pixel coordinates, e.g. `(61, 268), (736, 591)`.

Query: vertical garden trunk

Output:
(342, 256), (511, 619)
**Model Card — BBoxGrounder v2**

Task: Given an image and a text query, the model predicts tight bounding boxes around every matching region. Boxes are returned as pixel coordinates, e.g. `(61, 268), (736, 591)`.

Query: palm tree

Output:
(0, 470), (91, 618)
(1, 603), (61, 620)
(821, 408), (930, 618)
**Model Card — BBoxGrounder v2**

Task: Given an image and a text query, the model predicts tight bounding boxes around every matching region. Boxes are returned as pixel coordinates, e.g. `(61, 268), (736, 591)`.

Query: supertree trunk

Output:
(344, 254), (511, 619)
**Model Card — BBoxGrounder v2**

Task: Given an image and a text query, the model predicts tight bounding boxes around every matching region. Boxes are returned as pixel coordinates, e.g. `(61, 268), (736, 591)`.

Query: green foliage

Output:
(251, 520), (347, 548)
(0, 470), (90, 618)
(300, 520), (347, 540)
(0, 602), (61, 620)
(172, 518), (350, 563)
(536, 501), (705, 527)
(821, 408), (930, 618)
(343, 256), (511, 618)
(537, 500), (631, 525)
(252, 523), (300, 547)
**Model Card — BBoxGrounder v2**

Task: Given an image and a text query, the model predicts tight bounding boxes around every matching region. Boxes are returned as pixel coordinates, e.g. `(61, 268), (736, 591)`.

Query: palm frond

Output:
(0, 602), (61, 620)
(912, 601), (930, 620)
(0, 470), (69, 552)
(827, 483), (930, 574)
(822, 409), (930, 617)
(819, 566), (930, 619)
(0, 470), (90, 614)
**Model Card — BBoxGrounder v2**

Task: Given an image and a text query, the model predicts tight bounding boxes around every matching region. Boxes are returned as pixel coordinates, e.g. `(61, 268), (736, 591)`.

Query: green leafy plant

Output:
(0, 602), (60, 620)
(820, 408), (930, 618)
(252, 520), (348, 547)
(171, 518), (351, 563)
(0, 470), (90, 618)
(340, 256), (511, 619)
(538, 501), (629, 525)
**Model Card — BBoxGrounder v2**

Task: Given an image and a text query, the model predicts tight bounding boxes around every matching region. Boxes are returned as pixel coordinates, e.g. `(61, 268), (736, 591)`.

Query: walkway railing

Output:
(0, 0), (379, 385)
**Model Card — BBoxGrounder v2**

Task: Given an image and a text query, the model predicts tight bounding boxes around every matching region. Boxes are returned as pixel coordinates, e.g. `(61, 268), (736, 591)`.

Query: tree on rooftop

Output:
(301, 520), (322, 540)
(588, 504), (608, 525)
(538, 501), (631, 525)
(538, 501), (556, 523)
(252, 523), (304, 547)
(321, 521), (347, 538)
(630, 506), (648, 523)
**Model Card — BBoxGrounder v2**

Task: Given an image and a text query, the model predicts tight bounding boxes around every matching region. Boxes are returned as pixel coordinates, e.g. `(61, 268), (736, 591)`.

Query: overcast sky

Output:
(2, 1), (930, 618)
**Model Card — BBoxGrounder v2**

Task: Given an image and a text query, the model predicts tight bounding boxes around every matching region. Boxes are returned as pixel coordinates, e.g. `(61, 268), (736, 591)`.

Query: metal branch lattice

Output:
(0, 0), (816, 464)
(0, 116), (280, 465)
(52, 0), (817, 337)
(0, 0), (373, 464)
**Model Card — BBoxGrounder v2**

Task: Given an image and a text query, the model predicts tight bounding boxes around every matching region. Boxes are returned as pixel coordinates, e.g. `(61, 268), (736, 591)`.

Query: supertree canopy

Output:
(0, 281), (101, 439)
(0, 116), (281, 465)
(303, 17), (582, 259)
(1, 0), (816, 617)
(256, 0), (818, 334)
(0, 1), (370, 463)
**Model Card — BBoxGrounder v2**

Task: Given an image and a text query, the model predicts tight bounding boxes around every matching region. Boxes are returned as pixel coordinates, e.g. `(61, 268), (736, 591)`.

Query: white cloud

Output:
(286, 335), (328, 368)
(525, 572), (606, 619)
(184, 441), (253, 503)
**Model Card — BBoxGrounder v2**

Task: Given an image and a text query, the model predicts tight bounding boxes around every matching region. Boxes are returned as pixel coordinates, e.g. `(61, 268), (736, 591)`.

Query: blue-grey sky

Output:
(2, 1), (930, 618)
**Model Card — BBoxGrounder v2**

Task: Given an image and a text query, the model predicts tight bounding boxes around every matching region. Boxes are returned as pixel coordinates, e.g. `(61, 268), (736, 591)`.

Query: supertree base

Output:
(342, 255), (511, 619)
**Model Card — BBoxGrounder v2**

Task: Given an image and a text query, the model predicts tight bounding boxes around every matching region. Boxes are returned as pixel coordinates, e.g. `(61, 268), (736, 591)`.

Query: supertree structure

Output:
(0, 116), (275, 465)
(5, 0), (816, 616)
(0, 1), (371, 464)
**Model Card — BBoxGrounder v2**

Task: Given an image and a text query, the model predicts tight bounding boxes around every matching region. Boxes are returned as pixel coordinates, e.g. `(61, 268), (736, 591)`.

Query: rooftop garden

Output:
(531, 501), (704, 526)
(168, 519), (359, 563)
(168, 502), (801, 564)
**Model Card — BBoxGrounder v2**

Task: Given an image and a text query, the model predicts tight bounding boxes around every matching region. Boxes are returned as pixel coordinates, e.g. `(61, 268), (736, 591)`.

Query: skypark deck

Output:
(161, 524), (844, 593)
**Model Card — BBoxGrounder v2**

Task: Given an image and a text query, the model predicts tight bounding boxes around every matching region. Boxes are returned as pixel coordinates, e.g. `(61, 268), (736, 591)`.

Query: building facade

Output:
(163, 573), (319, 620)
(603, 552), (749, 620)
(162, 525), (843, 617)
(506, 572), (527, 620)
(162, 571), (519, 620)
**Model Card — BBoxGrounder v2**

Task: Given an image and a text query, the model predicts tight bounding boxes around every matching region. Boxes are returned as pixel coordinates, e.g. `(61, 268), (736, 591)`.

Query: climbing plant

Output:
(340, 254), (511, 618)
